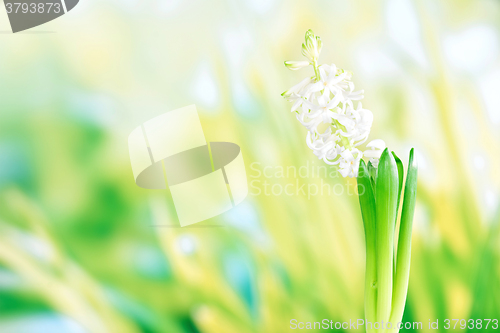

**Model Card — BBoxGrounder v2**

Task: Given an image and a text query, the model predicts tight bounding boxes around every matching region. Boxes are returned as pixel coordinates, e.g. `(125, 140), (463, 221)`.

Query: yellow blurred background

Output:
(0, 0), (499, 332)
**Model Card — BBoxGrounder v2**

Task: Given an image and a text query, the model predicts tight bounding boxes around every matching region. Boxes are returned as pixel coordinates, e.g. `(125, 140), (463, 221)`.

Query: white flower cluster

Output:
(283, 30), (385, 178)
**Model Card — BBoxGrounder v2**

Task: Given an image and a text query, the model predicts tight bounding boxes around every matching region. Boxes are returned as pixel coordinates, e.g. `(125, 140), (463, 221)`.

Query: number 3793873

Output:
(5, 3), (62, 14)
(444, 319), (498, 330)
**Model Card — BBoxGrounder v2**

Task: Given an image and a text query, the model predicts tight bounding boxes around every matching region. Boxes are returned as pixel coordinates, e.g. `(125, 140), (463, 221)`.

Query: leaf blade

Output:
(375, 148), (399, 325)
(389, 148), (418, 330)
(391, 151), (404, 213)
(357, 160), (378, 331)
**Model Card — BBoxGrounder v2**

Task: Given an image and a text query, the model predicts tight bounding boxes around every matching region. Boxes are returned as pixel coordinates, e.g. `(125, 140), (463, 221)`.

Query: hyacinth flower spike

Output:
(283, 30), (418, 333)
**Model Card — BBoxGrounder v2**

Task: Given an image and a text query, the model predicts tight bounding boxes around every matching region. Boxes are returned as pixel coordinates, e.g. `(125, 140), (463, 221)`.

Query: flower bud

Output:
(302, 29), (322, 62)
(284, 60), (311, 71)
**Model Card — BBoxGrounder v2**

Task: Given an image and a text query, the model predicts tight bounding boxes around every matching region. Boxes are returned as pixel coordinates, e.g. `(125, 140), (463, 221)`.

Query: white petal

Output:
(340, 149), (355, 161)
(328, 72), (348, 85)
(323, 157), (340, 165)
(291, 98), (303, 112)
(284, 77), (313, 97)
(334, 114), (355, 129)
(326, 94), (342, 109)
(366, 139), (386, 150)
(364, 149), (383, 158)
(308, 82), (325, 93)
(339, 167), (350, 178)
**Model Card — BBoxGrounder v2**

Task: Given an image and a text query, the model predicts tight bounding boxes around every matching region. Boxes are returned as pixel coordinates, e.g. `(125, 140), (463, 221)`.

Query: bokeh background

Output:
(0, 0), (499, 332)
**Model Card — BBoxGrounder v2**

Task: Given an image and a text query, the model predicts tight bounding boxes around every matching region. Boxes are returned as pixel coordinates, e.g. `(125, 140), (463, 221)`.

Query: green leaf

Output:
(389, 148), (418, 331)
(358, 160), (377, 240)
(357, 160), (378, 331)
(391, 151), (404, 274)
(375, 148), (399, 325)
(391, 151), (404, 213)
(367, 161), (377, 193)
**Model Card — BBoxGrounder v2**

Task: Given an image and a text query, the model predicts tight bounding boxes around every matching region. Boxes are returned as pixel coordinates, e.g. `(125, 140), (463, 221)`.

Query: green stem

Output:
(332, 119), (353, 150)
(313, 60), (320, 81)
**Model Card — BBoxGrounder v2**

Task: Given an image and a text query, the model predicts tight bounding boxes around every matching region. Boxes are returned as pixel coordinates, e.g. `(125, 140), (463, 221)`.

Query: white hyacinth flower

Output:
(282, 30), (385, 178)
(338, 149), (363, 178)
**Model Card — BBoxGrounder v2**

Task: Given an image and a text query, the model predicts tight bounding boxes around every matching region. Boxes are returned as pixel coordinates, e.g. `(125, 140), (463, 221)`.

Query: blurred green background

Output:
(0, 0), (499, 332)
